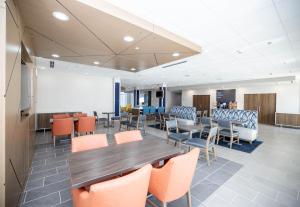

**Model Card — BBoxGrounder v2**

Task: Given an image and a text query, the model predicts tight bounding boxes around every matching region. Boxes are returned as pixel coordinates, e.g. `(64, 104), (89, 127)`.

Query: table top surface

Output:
(49, 117), (78, 123)
(102, 112), (115, 114)
(178, 124), (203, 132)
(69, 138), (183, 188)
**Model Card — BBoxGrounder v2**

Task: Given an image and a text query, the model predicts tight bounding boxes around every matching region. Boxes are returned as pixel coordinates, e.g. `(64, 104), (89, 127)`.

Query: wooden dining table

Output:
(69, 138), (183, 188)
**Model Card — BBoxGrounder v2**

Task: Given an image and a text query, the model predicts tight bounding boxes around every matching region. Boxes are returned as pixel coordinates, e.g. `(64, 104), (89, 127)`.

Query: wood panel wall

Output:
(0, 0), (6, 205)
(4, 0), (36, 206)
(193, 95), (210, 116)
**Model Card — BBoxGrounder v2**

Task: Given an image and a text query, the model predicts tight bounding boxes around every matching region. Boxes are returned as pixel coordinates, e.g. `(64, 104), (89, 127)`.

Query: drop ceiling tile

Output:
(103, 54), (157, 71)
(59, 0), (152, 54)
(18, 0), (115, 56)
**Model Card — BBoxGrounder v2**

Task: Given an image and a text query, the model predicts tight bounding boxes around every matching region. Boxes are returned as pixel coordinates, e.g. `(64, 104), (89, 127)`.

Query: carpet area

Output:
(148, 124), (263, 153)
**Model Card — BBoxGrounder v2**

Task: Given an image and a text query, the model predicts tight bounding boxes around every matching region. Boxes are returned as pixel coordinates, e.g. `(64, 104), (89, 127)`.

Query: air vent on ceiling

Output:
(162, 61), (187, 68)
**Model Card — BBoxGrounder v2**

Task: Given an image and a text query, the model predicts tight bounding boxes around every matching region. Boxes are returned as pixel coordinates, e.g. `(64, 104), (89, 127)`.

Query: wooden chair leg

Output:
(186, 190), (192, 207)
(217, 133), (220, 144)
(53, 136), (56, 148)
(230, 135), (233, 149)
(162, 202), (167, 207)
(212, 146), (217, 160)
(205, 148), (210, 166)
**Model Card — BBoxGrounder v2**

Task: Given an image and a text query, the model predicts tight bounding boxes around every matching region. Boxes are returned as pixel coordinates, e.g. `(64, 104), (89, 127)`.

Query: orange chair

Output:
(53, 113), (70, 119)
(52, 118), (73, 147)
(71, 134), (109, 191)
(75, 116), (96, 136)
(148, 148), (200, 207)
(114, 130), (143, 144)
(71, 134), (108, 153)
(72, 164), (152, 207)
(73, 113), (87, 118)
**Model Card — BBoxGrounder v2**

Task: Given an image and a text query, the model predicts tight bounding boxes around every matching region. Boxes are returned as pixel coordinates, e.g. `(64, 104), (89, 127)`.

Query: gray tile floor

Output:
(19, 125), (242, 207)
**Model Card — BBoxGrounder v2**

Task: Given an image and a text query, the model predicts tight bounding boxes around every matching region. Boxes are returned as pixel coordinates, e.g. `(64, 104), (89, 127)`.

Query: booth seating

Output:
(170, 106), (197, 125)
(212, 109), (258, 143)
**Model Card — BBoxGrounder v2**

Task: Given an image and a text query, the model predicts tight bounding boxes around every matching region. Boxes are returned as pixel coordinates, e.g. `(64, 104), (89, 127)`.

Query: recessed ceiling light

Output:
(130, 68), (136, 71)
(135, 46), (140, 50)
(93, 61), (100, 65)
(124, 36), (134, 42)
(52, 11), (69, 21)
(84, 72), (89, 75)
(39, 66), (46, 70)
(51, 54), (60, 58)
(172, 52), (180, 57)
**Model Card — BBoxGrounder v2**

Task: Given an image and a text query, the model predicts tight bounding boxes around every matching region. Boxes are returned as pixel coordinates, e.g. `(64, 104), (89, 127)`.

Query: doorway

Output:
(193, 95), (210, 116)
(244, 93), (276, 125)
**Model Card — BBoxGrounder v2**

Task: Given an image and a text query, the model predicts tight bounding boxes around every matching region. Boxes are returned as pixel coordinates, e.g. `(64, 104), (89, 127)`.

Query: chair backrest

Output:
(201, 117), (212, 126)
(207, 127), (218, 147)
(77, 116), (96, 133)
(53, 114), (70, 119)
(166, 119), (178, 134)
(157, 107), (165, 114)
(72, 164), (152, 207)
(142, 106), (150, 115)
(202, 110), (208, 117)
(52, 118), (73, 136)
(72, 134), (108, 153)
(114, 130), (143, 144)
(217, 119), (232, 129)
(132, 108), (140, 116)
(149, 106), (156, 114)
(149, 148), (199, 202)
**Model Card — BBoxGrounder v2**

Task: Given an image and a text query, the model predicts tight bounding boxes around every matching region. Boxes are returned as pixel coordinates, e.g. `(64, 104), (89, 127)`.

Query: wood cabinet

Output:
(276, 113), (300, 127)
(193, 95), (210, 116)
(244, 93), (276, 125)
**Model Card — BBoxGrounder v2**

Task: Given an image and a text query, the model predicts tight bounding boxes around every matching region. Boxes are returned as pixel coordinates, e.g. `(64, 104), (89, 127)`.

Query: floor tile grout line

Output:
(23, 191), (59, 204)
(59, 191), (61, 204)
(297, 191), (299, 200)
(25, 178), (70, 194)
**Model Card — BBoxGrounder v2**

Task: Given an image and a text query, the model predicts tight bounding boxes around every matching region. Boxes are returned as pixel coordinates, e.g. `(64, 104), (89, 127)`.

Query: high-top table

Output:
(69, 138), (183, 188)
(102, 112), (115, 128)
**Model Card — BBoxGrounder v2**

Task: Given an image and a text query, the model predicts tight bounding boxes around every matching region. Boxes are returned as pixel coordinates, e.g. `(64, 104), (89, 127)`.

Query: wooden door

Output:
(244, 93), (276, 125)
(193, 95), (210, 116)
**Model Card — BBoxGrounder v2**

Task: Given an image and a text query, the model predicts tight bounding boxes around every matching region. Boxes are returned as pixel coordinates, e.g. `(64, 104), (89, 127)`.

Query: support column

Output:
(159, 83), (167, 109)
(134, 88), (140, 107)
(114, 77), (121, 116)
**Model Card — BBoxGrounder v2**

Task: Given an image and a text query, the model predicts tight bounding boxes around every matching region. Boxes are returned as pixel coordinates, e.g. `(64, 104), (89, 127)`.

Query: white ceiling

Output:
(103, 0), (300, 88)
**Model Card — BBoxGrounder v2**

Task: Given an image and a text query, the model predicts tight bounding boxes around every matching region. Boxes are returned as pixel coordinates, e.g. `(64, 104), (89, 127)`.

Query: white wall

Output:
(182, 81), (300, 114)
(36, 69), (114, 117)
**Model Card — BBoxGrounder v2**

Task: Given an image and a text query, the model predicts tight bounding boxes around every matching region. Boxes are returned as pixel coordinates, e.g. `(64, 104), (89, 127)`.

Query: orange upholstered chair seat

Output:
(72, 164), (152, 207)
(52, 118), (73, 147)
(148, 148), (200, 206)
(53, 113), (70, 119)
(75, 116), (96, 135)
(71, 134), (108, 153)
(114, 130), (143, 144)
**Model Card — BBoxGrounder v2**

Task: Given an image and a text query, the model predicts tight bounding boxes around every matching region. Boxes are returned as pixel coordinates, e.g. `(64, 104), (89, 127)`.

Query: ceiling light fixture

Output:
(51, 54), (60, 58)
(124, 36), (134, 42)
(172, 52), (180, 57)
(135, 46), (140, 50)
(52, 11), (69, 21)
(130, 68), (136, 71)
(93, 61), (100, 65)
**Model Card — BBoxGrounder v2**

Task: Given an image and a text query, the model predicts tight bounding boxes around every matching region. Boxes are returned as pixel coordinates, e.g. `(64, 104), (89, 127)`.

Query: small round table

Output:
(102, 112), (115, 128)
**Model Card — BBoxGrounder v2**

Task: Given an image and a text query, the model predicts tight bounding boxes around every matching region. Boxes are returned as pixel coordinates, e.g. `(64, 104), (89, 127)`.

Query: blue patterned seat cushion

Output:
(212, 109), (258, 130)
(186, 138), (213, 148)
(219, 129), (239, 137)
(170, 106), (196, 121)
(168, 132), (190, 142)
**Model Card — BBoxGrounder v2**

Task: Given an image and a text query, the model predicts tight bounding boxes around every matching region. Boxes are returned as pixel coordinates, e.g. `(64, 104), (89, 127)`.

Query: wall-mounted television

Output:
(156, 90), (163, 98)
(216, 89), (236, 106)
